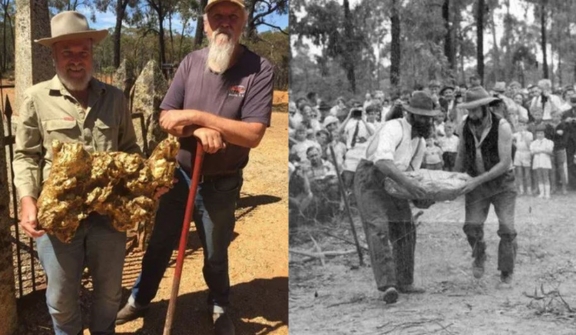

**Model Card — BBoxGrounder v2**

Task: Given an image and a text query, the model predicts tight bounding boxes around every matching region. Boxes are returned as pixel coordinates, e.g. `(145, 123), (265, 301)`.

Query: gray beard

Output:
(206, 31), (236, 74)
(56, 67), (92, 91)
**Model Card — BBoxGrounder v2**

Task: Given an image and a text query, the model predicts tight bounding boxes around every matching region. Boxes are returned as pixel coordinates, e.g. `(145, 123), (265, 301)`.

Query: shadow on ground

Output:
(117, 276), (289, 335)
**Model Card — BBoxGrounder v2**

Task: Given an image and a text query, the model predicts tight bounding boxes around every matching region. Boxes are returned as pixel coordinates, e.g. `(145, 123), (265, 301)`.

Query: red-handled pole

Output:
(163, 142), (205, 335)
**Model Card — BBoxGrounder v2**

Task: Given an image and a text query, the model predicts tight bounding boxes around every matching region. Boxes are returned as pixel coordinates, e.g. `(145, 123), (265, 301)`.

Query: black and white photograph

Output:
(289, 0), (576, 334)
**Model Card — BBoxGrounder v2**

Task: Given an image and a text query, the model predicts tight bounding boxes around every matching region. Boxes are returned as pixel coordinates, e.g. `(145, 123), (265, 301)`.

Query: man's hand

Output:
(19, 197), (45, 238)
(405, 179), (427, 199)
(193, 127), (226, 154)
(160, 110), (193, 131)
(154, 178), (177, 199)
(413, 199), (435, 209)
(459, 176), (482, 195)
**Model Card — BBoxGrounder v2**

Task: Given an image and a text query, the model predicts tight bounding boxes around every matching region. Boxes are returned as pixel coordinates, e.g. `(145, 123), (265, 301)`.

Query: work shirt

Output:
(13, 76), (140, 200)
(365, 117), (425, 172)
(160, 46), (273, 175)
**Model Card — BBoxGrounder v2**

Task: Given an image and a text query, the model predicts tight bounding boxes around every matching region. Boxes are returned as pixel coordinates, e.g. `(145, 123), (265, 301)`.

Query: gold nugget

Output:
(37, 137), (180, 243)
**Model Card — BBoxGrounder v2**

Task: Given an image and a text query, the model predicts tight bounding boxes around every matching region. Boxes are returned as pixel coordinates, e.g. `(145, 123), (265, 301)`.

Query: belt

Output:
(200, 171), (241, 183)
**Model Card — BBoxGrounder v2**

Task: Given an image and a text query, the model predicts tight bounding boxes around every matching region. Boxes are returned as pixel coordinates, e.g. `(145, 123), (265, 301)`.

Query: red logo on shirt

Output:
(229, 85), (246, 98)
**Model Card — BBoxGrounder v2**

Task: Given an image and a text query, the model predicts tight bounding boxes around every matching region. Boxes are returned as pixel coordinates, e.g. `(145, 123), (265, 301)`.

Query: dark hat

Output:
(458, 86), (501, 110)
(318, 101), (331, 111)
(440, 85), (455, 96)
(403, 91), (442, 117)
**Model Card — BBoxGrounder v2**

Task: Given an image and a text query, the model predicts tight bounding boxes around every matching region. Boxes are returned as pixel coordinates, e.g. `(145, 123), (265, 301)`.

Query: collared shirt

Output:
(13, 75), (140, 200)
(365, 117), (425, 172)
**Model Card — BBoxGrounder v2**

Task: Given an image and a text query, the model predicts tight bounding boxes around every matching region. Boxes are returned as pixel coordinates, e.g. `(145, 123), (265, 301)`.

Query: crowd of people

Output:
(289, 76), (576, 226)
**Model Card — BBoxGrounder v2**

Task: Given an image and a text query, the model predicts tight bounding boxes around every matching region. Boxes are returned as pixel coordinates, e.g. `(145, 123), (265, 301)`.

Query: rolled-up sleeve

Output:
(371, 121), (403, 162)
(13, 93), (43, 200)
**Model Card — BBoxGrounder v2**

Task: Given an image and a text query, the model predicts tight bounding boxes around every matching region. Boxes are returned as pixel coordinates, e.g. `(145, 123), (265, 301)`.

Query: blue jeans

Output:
(464, 170), (517, 273)
(131, 167), (242, 308)
(36, 213), (127, 335)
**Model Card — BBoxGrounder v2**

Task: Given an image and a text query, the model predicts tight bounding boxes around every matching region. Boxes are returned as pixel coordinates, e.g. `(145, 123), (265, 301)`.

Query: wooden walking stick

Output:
(163, 141), (205, 335)
(329, 145), (364, 266)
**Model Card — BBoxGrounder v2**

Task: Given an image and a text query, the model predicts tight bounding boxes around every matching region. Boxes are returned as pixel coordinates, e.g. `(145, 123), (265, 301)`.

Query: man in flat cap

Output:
(12, 10), (147, 334)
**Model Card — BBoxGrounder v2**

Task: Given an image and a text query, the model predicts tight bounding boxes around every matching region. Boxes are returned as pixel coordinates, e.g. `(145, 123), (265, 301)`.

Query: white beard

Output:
(56, 66), (92, 91)
(206, 30), (236, 74)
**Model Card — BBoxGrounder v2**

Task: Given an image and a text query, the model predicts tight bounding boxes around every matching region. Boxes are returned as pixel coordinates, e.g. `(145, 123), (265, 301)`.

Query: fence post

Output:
(0, 99), (17, 334)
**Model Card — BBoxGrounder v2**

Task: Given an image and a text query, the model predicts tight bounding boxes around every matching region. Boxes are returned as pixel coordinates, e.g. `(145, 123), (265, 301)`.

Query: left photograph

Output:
(0, 0), (289, 334)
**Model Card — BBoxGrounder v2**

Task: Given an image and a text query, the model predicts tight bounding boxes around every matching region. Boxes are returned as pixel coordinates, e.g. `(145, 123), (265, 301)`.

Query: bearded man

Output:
(354, 91), (439, 304)
(116, 0), (274, 334)
(454, 86), (517, 289)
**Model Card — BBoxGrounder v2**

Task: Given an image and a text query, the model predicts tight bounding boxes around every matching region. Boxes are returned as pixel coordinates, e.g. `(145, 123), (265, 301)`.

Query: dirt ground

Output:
(290, 193), (576, 334)
(14, 101), (289, 334)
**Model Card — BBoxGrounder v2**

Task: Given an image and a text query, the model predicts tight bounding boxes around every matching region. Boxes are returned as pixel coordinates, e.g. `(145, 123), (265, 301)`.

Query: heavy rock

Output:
(131, 60), (169, 157)
(113, 59), (136, 100)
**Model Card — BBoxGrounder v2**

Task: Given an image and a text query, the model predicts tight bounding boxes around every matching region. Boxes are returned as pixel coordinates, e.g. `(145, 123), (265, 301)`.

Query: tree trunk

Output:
(504, 0), (512, 82)
(541, 3), (548, 79)
(390, 0), (401, 89)
(490, 8), (500, 82)
(442, 0), (455, 70)
(244, 0), (258, 39)
(113, 0), (130, 68)
(168, 13), (174, 63)
(343, 0), (356, 93)
(194, 0), (209, 48)
(476, 0), (484, 85)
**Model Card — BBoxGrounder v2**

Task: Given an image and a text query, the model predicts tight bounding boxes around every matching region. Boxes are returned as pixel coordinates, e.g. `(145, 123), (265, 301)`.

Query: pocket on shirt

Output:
(93, 120), (118, 151)
(44, 119), (80, 144)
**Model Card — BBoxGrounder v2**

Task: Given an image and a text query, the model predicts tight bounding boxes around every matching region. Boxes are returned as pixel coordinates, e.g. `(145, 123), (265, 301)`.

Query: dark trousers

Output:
(463, 171), (517, 273)
(131, 167), (242, 307)
(354, 159), (416, 291)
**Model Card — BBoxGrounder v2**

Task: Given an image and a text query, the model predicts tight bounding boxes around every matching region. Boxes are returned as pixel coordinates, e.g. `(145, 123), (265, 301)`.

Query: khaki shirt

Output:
(13, 75), (141, 201)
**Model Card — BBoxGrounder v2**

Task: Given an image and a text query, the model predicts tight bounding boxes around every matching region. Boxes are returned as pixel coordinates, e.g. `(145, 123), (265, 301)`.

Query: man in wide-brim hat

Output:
(353, 91), (440, 304)
(454, 85), (518, 289)
(12, 10), (151, 335)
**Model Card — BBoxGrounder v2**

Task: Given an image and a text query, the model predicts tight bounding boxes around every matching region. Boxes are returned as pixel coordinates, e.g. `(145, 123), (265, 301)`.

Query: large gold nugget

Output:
(37, 137), (180, 243)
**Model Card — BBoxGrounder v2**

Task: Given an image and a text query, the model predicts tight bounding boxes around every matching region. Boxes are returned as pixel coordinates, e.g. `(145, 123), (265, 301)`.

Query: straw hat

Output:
(403, 91), (442, 117)
(35, 11), (108, 47)
(205, 0), (245, 12)
(458, 86), (501, 110)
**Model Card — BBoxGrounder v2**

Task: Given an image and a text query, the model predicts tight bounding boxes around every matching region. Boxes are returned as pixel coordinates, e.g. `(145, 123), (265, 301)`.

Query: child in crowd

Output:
(423, 137), (443, 170)
(434, 112), (446, 138)
(513, 120), (533, 195)
(438, 122), (459, 171)
(530, 124), (554, 199)
(551, 112), (569, 194)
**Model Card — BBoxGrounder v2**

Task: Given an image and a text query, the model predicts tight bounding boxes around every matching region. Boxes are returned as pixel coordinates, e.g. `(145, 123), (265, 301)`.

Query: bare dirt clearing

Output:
(290, 194), (576, 334)
(16, 106), (289, 334)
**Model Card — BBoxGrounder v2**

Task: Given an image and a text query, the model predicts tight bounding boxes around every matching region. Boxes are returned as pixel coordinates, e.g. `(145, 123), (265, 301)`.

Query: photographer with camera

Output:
(338, 106), (377, 188)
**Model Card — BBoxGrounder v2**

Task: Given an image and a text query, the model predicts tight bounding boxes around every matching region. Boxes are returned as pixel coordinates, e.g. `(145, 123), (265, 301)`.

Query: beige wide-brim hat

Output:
(458, 86), (501, 110)
(403, 91), (442, 117)
(35, 11), (108, 47)
(205, 0), (245, 13)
